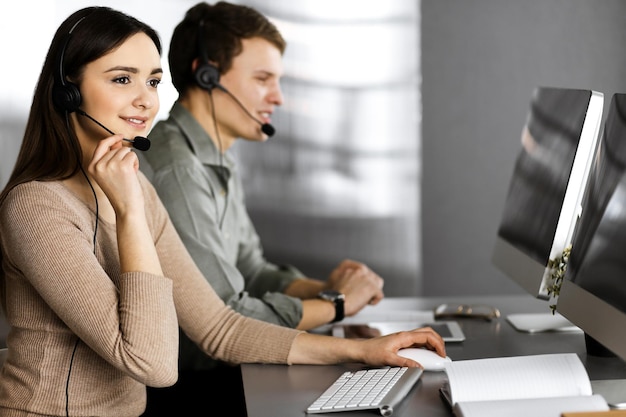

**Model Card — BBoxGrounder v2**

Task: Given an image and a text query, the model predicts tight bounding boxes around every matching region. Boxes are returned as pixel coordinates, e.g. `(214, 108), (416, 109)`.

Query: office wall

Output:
(234, 1), (421, 297)
(421, 0), (626, 296)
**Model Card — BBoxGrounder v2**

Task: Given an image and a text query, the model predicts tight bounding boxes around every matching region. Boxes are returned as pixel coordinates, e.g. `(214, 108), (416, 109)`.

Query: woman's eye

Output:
(148, 78), (162, 88)
(113, 76), (130, 85)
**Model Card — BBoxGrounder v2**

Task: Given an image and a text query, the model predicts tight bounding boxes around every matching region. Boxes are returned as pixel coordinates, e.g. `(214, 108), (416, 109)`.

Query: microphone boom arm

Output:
(215, 84), (275, 137)
(76, 109), (151, 151)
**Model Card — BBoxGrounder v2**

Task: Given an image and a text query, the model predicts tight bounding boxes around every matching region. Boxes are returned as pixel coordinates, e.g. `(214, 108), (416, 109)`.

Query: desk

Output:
(241, 295), (626, 417)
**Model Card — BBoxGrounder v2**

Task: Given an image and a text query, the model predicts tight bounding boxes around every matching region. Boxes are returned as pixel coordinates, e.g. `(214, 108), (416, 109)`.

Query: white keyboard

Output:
(306, 367), (423, 416)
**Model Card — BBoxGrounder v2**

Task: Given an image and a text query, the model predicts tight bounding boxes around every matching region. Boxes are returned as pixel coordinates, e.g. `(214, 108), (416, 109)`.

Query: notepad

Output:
(440, 353), (610, 417)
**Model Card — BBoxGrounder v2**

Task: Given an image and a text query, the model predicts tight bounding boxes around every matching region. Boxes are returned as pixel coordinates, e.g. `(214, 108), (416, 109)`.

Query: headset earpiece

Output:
(194, 20), (220, 91)
(194, 61), (220, 91)
(52, 17), (85, 113)
(52, 80), (81, 113)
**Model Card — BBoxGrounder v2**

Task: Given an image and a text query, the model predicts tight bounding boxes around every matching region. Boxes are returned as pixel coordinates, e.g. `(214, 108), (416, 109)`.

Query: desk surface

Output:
(241, 295), (626, 417)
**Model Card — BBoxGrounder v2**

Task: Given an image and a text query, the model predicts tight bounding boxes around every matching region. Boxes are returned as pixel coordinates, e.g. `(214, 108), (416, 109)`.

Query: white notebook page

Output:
(444, 353), (592, 404)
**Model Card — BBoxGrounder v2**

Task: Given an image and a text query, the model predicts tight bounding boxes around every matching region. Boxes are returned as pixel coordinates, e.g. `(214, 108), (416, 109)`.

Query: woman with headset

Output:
(0, 6), (445, 416)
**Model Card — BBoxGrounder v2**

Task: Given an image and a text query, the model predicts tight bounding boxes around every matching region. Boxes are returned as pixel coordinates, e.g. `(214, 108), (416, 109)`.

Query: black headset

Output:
(52, 17), (86, 114)
(194, 20), (221, 91)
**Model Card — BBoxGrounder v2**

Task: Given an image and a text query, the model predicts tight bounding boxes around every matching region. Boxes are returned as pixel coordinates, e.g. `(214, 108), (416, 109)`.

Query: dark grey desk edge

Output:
(241, 295), (626, 417)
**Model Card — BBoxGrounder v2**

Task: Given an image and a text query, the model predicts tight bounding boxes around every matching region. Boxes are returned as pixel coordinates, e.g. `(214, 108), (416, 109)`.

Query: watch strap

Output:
(332, 296), (345, 323)
(318, 290), (345, 323)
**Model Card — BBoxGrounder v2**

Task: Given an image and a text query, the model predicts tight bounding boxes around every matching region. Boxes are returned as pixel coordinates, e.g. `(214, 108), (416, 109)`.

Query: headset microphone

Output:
(128, 136), (151, 151)
(261, 122), (275, 137)
(194, 20), (275, 137)
(261, 121), (276, 137)
(77, 110), (151, 151)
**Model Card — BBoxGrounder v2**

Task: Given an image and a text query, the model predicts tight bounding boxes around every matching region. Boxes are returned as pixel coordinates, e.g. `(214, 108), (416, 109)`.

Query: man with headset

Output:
(141, 2), (385, 414)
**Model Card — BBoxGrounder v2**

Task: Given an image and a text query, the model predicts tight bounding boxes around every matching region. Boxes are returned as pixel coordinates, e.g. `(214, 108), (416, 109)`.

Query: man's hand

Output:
(326, 259), (384, 316)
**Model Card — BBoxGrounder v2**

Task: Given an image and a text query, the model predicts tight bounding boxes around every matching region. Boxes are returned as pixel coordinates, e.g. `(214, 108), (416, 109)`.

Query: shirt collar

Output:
(169, 101), (235, 170)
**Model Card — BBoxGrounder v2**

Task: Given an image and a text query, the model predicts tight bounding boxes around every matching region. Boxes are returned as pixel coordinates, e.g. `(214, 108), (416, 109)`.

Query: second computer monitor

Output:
(558, 93), (626, 359)
(492, 87), (603, 299)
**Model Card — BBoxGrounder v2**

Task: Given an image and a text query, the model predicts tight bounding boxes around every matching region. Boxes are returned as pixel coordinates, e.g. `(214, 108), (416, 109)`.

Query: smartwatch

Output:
(318, 290), (345, 323)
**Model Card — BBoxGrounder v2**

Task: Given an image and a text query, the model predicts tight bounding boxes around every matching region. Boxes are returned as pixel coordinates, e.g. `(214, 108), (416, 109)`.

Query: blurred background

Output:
(1, 0), (626, 297)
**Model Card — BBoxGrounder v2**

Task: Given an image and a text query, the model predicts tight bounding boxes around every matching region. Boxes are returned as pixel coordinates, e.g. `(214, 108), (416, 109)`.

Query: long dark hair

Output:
(0, 6), (161, 206)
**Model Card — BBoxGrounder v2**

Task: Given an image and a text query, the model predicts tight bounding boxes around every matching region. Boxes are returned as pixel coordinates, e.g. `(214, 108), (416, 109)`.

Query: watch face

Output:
(319, 290), (344, 301)
(318, 290), (346, 301)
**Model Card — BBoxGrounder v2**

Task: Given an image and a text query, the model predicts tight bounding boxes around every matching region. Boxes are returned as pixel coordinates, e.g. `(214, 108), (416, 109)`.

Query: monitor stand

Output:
(506, 312), (583, 333)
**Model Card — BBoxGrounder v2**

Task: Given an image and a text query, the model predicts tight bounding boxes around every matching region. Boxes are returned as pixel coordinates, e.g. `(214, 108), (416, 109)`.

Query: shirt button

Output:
(220, 189), (226, 196)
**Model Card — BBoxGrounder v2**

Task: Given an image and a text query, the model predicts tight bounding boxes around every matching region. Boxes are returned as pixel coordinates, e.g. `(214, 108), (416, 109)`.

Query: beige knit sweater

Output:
(0, 174), (299, 416)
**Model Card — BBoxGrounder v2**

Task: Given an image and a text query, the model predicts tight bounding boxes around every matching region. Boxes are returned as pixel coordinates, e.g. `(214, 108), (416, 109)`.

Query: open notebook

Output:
(440, 353), (609, 417)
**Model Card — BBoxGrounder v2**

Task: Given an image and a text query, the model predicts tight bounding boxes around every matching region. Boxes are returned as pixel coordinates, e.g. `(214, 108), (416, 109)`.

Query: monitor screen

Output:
(558, 93), (626, 360)
(492, 87), (603, 300)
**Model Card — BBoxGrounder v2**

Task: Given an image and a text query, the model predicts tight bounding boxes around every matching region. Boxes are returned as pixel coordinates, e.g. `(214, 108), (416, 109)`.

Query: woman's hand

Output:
(88, 134), (143, 216)
(357, 327), (447, 368)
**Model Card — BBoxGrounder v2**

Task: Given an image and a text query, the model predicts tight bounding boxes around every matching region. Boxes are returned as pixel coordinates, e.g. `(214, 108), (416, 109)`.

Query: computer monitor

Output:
(492, 87), (603, 300)
(557, 93), (626, 360)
